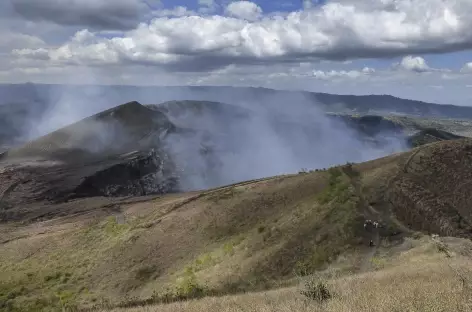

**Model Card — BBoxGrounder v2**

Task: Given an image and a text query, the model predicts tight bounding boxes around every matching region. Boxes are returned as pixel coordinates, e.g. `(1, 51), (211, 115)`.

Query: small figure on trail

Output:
(373, 221), (379, 228)
(369, 240), (375, 247)
(364, 219), (372, 230)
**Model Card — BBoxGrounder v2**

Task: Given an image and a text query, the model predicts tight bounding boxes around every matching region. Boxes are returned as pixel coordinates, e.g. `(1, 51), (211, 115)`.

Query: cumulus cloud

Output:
(11, 0), (472, 72)
(225, 1), (262, 21)
(11, 0), (154, 30)
(397, 56), (431, 72)
(393, 55), (452, 73)
(461, 62), (472, 72)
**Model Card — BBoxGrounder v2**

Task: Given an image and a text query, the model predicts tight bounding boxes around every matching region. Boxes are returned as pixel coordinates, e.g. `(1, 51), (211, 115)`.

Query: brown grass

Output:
(0, 169), (366, 310)
(2, 139), (472, 311)
(106, 237), (472, 312)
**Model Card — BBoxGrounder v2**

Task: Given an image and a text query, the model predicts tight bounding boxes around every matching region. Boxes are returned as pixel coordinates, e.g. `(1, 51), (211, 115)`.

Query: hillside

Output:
(0, 102), (179, 220)
(407, 128), (465, 147)
(1, 138), (472, 311)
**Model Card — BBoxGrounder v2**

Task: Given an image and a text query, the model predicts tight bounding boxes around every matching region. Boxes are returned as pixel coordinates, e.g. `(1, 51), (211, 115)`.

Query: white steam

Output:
(1, 84), (409, 191)
(161, 92), (408, 190)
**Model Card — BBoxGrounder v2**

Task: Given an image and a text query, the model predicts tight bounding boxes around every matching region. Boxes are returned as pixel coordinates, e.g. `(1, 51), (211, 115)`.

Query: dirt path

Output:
(342, 165), (383, 272)
(359, 230), (380, 272)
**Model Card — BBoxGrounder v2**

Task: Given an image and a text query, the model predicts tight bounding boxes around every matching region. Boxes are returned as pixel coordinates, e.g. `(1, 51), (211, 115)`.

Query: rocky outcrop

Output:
(72, 149), (178, 198)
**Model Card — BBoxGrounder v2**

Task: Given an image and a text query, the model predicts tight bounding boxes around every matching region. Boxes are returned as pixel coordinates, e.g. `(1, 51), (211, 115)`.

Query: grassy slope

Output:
(0, 167), (379, 311)
(1, 139), (472, 311)
(108, 236), (472, 312)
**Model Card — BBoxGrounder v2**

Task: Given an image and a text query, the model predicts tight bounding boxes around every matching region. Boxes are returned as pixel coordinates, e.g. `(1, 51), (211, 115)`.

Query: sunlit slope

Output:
(1, 138), (472, 310)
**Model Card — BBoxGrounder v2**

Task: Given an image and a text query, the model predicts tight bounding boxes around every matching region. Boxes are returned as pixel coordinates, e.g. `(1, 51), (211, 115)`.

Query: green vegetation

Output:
(317, 168), (353, 204)
(293, 168), (360, 277)
(0, 272), (80, 312)
(104, 216), (130, 237)
(175, 267), (208, 299)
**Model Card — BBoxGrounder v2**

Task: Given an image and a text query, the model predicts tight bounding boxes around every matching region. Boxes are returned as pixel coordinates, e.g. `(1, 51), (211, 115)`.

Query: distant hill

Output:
(407, 128), (465, 147)
(0, 83), (469, 118)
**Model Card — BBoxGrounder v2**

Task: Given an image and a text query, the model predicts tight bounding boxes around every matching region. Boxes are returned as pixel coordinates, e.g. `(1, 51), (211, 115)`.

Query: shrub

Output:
(300, 278), (332, 303)
(175, 268), (208, 299)
(223, 243), (235, 256)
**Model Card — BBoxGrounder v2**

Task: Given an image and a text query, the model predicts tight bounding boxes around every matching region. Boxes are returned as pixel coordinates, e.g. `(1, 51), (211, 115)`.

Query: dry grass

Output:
(106, 238), (472, 312)
(0, 168), (365, 310)
(2, 139), (472, 311)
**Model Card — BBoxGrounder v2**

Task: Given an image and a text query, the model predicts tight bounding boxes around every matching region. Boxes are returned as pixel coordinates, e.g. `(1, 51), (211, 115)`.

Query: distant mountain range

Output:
(1, 83), (472, 118)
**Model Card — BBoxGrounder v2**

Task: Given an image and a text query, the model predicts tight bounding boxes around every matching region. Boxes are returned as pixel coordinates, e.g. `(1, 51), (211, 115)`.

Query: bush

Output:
(175, 267), (208, 299)
(300, 278), (332, 303)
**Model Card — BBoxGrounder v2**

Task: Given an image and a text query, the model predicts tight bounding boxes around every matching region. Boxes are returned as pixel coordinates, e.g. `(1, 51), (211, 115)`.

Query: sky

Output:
(1, 0), (472, 105)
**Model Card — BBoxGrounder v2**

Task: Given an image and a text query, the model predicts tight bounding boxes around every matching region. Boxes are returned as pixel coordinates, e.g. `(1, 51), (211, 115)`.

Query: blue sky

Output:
(1, 0), (472, 105)
(159, 0), (306, 12)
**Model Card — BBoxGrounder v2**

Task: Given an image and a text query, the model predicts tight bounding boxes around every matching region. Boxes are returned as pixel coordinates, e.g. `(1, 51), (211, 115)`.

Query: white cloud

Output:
(398, 56), (430, 72)
(362, 67), (375, 74)
(3, 0), (472, 106)
(225, 1), (262, 21)
(12, 0), (472, 72)
(394, 55), (453, 73)
(460, 62), (472, 73)
(312, 68), (375, 80)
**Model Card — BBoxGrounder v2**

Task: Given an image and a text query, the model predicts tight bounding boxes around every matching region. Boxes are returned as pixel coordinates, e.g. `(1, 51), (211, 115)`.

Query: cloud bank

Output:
(11, 0), (472, 71)
(1, 0), (472, 105)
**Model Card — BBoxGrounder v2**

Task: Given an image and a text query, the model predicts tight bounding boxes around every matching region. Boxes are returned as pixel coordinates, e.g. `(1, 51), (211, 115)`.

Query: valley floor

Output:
(107, 236), (472, 312)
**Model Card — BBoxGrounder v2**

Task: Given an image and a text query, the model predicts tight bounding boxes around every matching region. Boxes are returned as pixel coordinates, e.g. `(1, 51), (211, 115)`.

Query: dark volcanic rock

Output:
(73, 149), (178, 198)
(0, 101), (180, 213)
(332, 115), (404, 136)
